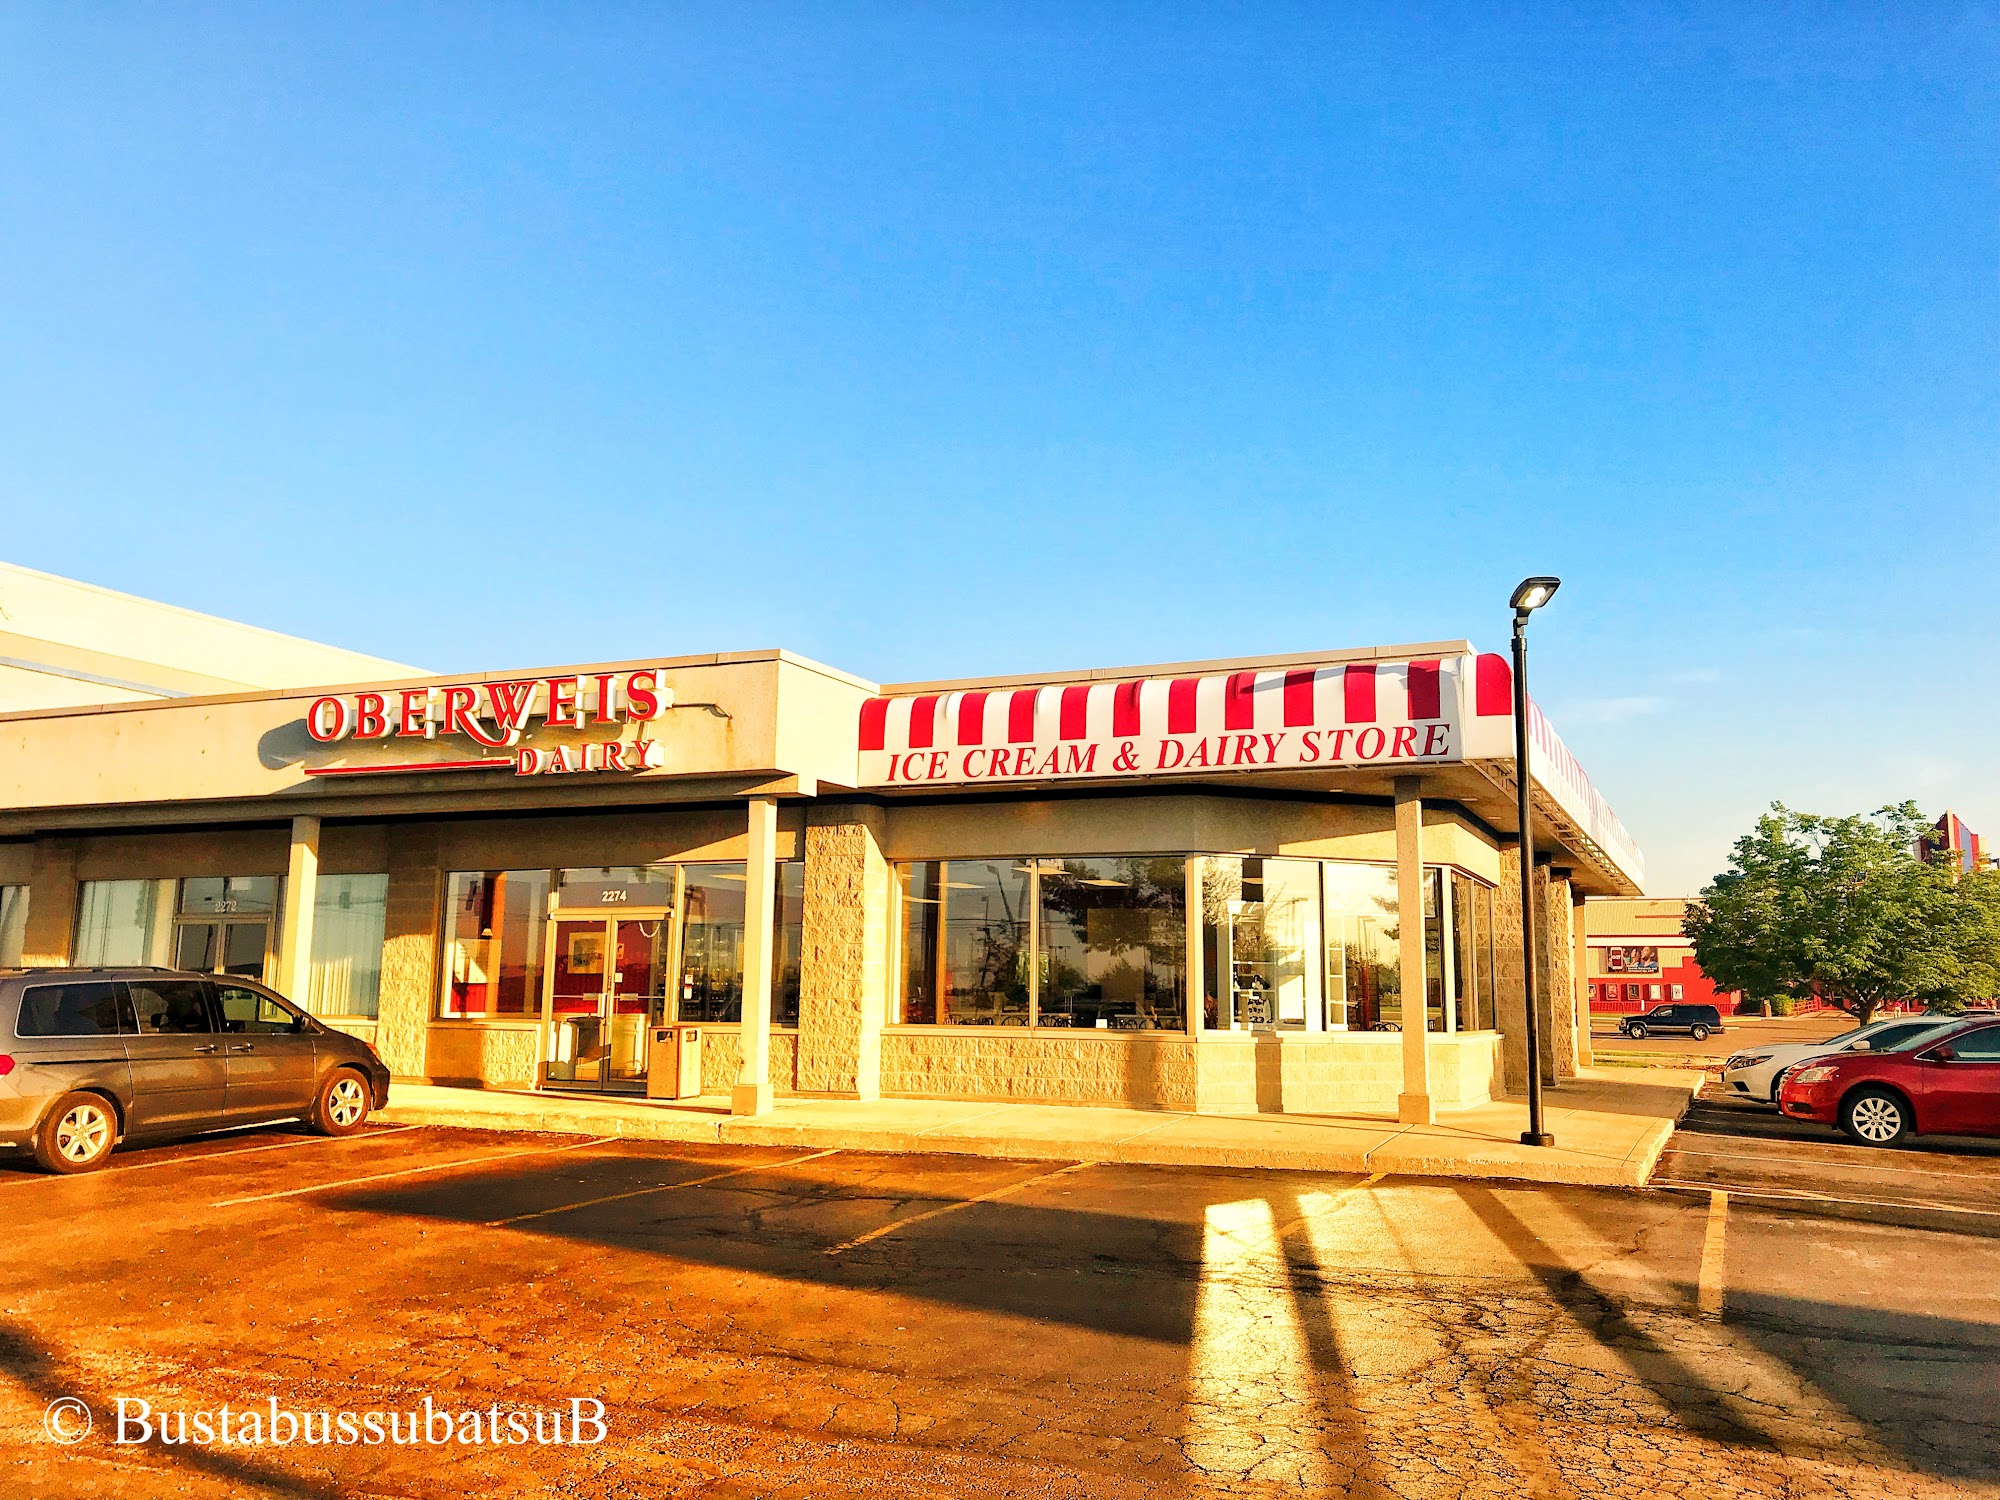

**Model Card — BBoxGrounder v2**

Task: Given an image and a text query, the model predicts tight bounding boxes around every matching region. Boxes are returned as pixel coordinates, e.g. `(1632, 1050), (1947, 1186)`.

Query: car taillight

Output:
(0, 1055), (13, 1077)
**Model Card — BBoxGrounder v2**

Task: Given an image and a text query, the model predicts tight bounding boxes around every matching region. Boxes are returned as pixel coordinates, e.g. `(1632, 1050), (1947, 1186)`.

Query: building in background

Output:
(0, 561), (421, 713)
(1581, 897), (1737, 1015)
(1923, 811), (1990, 874)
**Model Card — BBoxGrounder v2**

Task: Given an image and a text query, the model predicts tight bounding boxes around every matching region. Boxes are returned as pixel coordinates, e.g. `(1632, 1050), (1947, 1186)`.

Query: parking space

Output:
(2, 1124), (1997, 1498)
(1654, 1081), (2000, 1222)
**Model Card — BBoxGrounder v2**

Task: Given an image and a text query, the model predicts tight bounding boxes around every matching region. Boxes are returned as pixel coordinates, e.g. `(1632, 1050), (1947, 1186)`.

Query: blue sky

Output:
(2, 5), (1994, 894)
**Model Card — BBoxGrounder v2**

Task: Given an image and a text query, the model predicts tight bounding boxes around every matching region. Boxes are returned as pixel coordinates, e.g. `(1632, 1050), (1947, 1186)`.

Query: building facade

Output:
(0, 638), (1643, 1123)
(1580, 896), (1736, 1015)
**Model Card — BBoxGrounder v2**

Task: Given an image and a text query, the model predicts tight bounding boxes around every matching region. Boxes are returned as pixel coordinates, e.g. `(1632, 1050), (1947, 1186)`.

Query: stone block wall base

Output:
(731, 1082), (774, 1117)
(1397, 1092), (1436, 1126)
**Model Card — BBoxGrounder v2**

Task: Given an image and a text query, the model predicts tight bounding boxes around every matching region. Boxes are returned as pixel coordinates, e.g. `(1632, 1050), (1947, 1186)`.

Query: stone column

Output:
(375, 824), (441, 1081)
(796, 801), (891, 1099)
(1572, 887), (1593, 1068)
(1543, 868), (1577, 1080)
(21, 838), (80, 968)
(1493, 846), (1530, 1095)
(733, 796), (779, 1116)
(1394, 777), (1432, 1124)
(276, 816), (321, 1005)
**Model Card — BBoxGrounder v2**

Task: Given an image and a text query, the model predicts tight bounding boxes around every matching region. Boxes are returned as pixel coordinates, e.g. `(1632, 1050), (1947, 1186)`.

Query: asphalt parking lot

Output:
(2, 1122), (1996, 1499)
(1654, 1080), (2000, 1225)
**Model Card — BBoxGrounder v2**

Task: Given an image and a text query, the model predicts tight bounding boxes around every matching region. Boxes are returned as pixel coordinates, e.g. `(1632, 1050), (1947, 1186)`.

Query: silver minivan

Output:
(0, 968), (392, 1173)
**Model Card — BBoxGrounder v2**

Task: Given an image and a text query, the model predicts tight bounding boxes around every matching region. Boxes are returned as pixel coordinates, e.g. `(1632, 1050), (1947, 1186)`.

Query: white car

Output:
(1720, 1016), (1965, 1105)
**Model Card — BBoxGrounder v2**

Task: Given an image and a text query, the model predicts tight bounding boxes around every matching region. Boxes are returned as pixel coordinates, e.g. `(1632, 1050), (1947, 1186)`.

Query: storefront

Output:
(0, 640), (1643, 1122)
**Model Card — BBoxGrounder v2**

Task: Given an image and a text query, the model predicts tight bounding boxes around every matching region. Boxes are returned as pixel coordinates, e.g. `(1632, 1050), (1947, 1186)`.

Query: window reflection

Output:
(1321, 863), (1400, 1031)
(1037, 857), (1187, 1031)
(900, 861), (1031, 1025)
(1200, 857), (1319, 1030)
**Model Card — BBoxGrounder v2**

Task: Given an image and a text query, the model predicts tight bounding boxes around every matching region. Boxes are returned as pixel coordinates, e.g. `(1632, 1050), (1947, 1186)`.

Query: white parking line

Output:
(1653, 1177), (2000, 1219)
(0, 1125), (422, 1187)
(824, 1161), (1094, 1256)
(490, 1148), (841, 1227)
(211, 1135), (619, 1208)
(1697, 1190), (1728, 1318)
(1663, 1145), (1997, 1180)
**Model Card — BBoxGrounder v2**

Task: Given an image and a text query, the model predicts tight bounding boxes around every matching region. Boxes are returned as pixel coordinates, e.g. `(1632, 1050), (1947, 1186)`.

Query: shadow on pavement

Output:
(330, 1148), (1996, 1485)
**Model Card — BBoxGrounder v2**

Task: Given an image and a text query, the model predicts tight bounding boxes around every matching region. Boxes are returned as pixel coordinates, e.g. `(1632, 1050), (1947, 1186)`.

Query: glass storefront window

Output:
(1199, 857), (1318, 1030)
(308, 874), (388, 1018)
(775, 860), (805, 1028)
(1038, 857), (1187, 1030)
(557, 865), (676, 908)
(899, 860), (1032, 1025)
(1321, 863), (1399, 1031)
(74, 879), (175, 966)
(441, 870), (551, 1018)
(0, 885), (27, 965)
(680, 864), (746, 1023)
(1448, 870), (1493, 1031)
(179, 876), (279, 915)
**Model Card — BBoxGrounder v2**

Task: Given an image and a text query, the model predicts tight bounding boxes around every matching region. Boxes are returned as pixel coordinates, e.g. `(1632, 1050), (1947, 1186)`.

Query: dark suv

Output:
(0, 968), (391, 1173)
(1618, 1003), (1725, 1041)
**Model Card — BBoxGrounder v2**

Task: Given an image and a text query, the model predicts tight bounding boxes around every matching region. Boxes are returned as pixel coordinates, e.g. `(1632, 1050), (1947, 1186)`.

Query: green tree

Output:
(1683, 802), (2000, 1025)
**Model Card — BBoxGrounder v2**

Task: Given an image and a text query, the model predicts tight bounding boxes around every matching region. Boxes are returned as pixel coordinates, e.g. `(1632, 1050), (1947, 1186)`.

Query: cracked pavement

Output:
(0, 1124), (1994, 1498)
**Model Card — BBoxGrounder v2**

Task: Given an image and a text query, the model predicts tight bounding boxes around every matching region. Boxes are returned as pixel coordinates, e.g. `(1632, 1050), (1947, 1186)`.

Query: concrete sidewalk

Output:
(378, 1066), (1703, 1188)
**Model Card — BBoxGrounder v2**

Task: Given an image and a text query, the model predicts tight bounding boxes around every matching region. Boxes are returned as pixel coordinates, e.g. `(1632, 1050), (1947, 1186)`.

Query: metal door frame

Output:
(538, 896), (679, 1093)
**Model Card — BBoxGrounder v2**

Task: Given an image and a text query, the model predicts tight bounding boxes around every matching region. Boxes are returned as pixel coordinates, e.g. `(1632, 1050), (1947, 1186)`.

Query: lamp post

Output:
(1510, 575), (1560, 1148)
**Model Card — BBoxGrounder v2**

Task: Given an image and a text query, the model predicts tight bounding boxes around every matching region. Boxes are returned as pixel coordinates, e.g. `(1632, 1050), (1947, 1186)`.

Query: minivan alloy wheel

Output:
(56, 1102), (111, 1163)
(327, 1076), (367, 1129)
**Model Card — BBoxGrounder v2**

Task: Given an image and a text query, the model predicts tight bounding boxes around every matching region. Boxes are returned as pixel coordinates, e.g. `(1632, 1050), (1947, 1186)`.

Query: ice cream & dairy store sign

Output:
(300, 670), (674, 778)
(859, 657), (1496, 788)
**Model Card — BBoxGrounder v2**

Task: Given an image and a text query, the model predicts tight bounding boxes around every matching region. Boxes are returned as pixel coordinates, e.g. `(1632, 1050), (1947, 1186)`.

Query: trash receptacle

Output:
(646, 1023), (703, 1100)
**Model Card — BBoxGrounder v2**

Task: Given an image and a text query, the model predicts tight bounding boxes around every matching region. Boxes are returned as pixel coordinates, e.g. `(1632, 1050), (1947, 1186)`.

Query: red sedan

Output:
(1777, 1017), (2000, 1146)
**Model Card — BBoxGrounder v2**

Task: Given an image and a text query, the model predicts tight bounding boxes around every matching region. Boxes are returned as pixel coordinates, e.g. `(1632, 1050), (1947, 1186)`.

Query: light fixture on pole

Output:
(1510, 575), (1560, 1148)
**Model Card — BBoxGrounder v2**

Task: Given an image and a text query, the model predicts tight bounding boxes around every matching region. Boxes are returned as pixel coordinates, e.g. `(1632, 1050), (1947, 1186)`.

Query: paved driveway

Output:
(1, 1124), (1996, 1498)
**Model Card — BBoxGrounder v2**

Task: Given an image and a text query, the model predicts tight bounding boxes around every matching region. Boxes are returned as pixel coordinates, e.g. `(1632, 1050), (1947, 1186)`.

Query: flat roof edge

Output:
(879, 641), (1477, 696)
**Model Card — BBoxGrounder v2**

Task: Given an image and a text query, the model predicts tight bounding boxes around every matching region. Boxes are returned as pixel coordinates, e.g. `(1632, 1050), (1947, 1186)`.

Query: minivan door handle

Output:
(228, 1044), (255, 1054)
(192, 1044), (219, 1054)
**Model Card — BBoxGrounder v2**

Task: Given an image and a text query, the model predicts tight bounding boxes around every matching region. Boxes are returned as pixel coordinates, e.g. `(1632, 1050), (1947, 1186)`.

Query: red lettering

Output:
(1261, 732), (1284, 763)
(962, 749), (988, 778)
(624, 670), (662, 720)
(440, 685), (510, 749)
(1355, 727), (1387, 759)
(305, 696), (350, 742)
(354, 693), (386, 738)
(513, 748), (546, 776)
(396, 689), (431, 739)
(1389, 725), (1418, 758)
(1013, 747), (1036, 776)
(589, 674), (619, 724)
(601, 741), (627, 770)
(544, 677), (581, 728)
(1422, 723), (1451, 756)
(1320, 728), (1352, 760)
(1232, 734), (1259, 765)
(928, 751), (948, 780)
(1187, 738), (1214, 768)
(1300, 730), (1320, 762)
(1156, 738), (1187, 770)
(486, 680), (537, 739)
(1061, 744), (1098, 774)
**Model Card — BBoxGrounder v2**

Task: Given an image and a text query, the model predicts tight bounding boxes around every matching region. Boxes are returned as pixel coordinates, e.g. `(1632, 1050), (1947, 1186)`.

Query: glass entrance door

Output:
(175, 918), (272, 979)
(543, 913), (673, 1091)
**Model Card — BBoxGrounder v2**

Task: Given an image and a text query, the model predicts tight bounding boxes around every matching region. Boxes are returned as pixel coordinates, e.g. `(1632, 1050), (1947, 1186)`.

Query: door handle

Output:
(193, 1044), (219, 1054)
(230, 1044), (256, 1054)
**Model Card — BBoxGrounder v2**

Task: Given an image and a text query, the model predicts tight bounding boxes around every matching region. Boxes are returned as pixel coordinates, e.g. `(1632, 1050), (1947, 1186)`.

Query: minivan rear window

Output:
(16, 981), (130, 1037)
